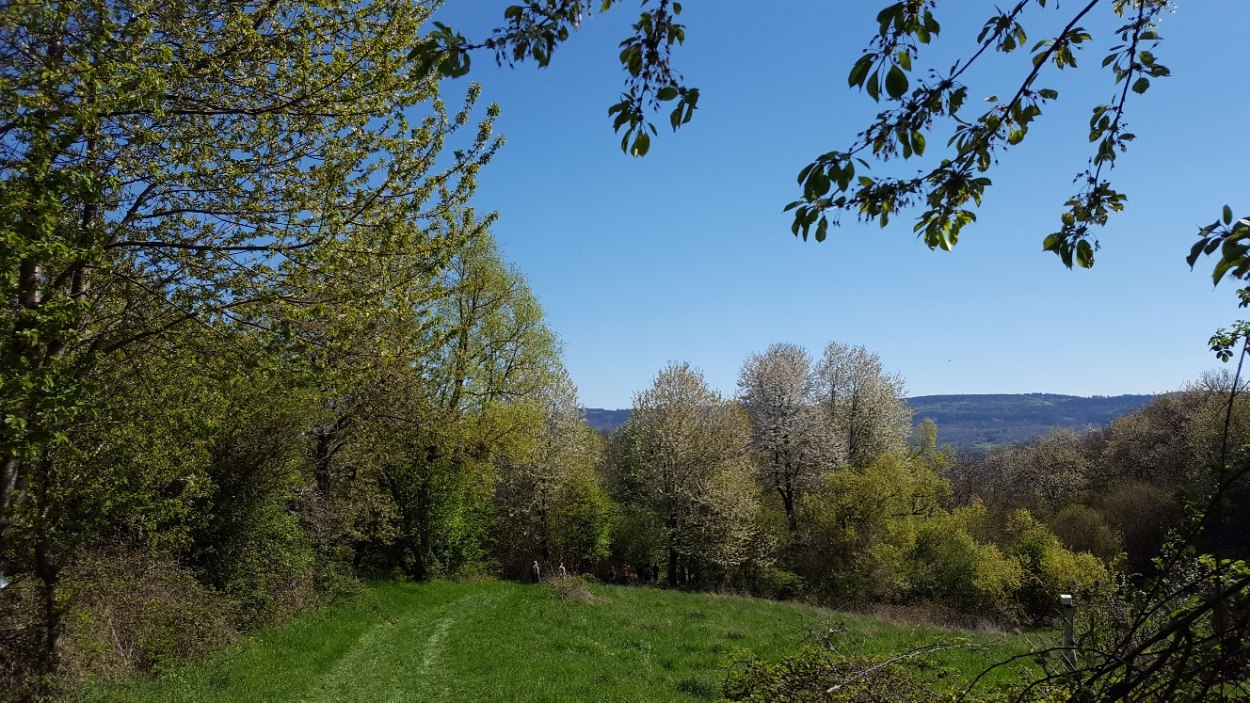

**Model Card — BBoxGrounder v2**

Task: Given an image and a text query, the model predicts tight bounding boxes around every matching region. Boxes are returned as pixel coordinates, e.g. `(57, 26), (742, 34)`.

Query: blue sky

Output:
(432, 1), (1249, 409)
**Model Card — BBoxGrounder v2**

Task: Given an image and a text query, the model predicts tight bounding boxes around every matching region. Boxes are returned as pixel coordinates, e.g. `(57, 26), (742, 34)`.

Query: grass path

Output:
(298, 589), (500, 703)
(82, 580), (1044, 702)
(81, 581), (505, 703)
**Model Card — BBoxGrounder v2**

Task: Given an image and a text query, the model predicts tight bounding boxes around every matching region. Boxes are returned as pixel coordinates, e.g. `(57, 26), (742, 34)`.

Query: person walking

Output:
(531, 560), (542, 583)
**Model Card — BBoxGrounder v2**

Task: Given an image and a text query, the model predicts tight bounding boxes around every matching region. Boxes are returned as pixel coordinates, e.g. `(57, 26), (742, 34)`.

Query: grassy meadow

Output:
(80, 579), (1050, 702)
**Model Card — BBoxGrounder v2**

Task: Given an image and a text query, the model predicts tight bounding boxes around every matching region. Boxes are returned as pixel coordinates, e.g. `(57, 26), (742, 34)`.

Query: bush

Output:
(547, 574), (598, 603)
(1047, 504), (1120, 561)
(904, 517), (1022, 618)
(1006, 510), (1110, 624)
(751, 567), (807, 600)
(59, 548), (237, 685)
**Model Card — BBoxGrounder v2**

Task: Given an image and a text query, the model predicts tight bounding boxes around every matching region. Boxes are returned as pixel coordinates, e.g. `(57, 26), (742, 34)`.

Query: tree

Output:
(737, 343), (841, 533)
(794, 439), (952, 602)
(615, 361), (758, 586)
(331, 229), (561, 580)
(494, 367), (612, 574)
(815, 342), (912, 469)
(1, 0), (497, 671)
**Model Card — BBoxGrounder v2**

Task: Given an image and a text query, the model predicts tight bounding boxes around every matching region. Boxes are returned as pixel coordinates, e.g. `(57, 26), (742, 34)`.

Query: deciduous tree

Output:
(616, 362), (758, 585)
(0, 0), (497, 670)
(738, 343), (842, 533)
(495, 367), (612, 574)
(815, 342), (911, 469)
(421, 1), (1245, 289)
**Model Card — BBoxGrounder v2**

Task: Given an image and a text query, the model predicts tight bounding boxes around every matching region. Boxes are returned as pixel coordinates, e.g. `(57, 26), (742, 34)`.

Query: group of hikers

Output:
(606, 563), (661, 585)
(527, 560), (664, 585)
(529, 560), (567, 582)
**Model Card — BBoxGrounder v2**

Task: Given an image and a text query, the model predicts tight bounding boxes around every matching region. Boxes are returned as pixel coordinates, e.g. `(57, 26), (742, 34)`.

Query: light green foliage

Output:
(0, 0), (501, 684)
(0, 0), (499, 478)
(906, 510), (1023, 615)
(1003, 508), (1109, 622)
(793, 445), (949, 601)
(494, 367), (613, 573)
(331, 230), (562, 579)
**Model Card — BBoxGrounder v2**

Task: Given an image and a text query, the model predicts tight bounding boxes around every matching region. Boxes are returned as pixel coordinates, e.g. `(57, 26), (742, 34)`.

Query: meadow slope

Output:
(82, 580), (1043, 703)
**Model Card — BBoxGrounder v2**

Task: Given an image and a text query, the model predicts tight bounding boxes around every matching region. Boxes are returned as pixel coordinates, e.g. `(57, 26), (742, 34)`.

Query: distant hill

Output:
(584, 393), (1155, 448)
(583, 408), (631, 433)
(908, 393), (1155, 448)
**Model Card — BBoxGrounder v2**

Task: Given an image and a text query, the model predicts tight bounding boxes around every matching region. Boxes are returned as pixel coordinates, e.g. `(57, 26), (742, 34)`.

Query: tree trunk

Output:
(33, 449), (62, 677)
(0, 259), (44, 561)
(412, 477), (433, 580)
(312, 428), (336, 500)
(538, 475), (550, 562)
(780, 476), (798, 532)
(666, 511), (679, 587)
(35, 530), (61, 675)
(0, 455), (20, 551)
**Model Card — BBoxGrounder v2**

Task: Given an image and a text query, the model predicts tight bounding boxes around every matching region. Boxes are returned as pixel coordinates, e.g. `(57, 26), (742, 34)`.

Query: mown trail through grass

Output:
(83, 580), (1044, 702)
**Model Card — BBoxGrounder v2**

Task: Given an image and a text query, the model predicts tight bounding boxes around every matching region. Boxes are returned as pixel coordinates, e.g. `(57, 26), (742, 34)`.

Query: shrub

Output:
(59, 548), (237, 685)
(1006, 510), (1110, 624)
(751, 567), (807, 600)
(1047, 504), (1121, 561)
(904, 517), (1022, 618)
(547, 574), (597, 603)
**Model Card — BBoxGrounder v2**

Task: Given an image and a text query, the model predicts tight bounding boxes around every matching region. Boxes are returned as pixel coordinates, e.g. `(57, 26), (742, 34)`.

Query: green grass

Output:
(79, 580), (1049, 702)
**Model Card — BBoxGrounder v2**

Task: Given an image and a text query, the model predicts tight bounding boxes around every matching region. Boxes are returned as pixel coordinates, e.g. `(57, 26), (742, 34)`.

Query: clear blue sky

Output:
(432, 1), (1249, 409)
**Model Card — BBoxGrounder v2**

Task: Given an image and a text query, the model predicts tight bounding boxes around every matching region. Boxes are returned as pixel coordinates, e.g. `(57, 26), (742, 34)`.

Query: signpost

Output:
(1060, 594), (1076, 673)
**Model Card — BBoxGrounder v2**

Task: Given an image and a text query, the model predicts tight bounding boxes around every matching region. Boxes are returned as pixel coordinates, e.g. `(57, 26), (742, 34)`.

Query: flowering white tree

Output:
(738, 343), (843, 532)
(816, 342), (912, 469)
(621, 362), (757, 585)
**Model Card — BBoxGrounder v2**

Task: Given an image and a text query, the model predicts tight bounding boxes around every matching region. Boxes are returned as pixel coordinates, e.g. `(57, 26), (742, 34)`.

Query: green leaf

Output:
(885, 66), (908, 99)
(1075, 239), (1095, 268)
(805, 170), (831, 199)
(797, 163), (816, 186)
(1224, 205), (1234, 225)
(1131, 77), (1150, 94)
(656, 86), (679, 101)
(848, 55), (873, 88)
(630, 131), (650, 157)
